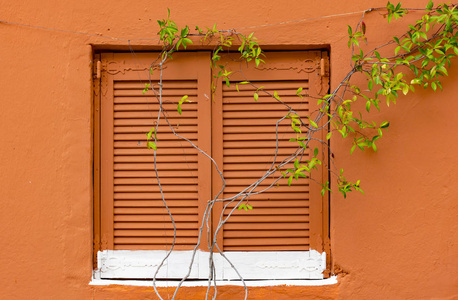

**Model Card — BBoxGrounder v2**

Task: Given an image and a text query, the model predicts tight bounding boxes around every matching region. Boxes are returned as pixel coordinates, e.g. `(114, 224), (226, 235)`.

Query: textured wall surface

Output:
(0, 0), (457, 299)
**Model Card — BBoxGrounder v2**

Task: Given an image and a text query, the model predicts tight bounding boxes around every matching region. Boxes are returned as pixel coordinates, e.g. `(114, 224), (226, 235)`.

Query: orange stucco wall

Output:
(0, 0), (457, 299)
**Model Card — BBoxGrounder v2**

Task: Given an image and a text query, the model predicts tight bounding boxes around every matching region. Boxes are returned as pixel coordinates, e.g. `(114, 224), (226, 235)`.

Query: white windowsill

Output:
(89, 276), (338, 287)
(96, 250), (327, 280)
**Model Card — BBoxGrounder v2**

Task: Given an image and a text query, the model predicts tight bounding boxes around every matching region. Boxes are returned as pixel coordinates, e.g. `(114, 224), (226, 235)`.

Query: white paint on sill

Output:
(89, 276), (338, 287)
(97, 249), (327, 281)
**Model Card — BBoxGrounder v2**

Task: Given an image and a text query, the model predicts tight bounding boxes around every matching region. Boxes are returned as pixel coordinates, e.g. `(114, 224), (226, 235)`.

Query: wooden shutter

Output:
(213, 51), (329, 252)
(99, 52), (211, 251)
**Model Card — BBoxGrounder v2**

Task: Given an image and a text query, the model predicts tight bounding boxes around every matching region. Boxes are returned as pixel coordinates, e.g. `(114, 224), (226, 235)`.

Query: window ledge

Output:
(96, 250), (327, 280)
(89, 276), (338, 287)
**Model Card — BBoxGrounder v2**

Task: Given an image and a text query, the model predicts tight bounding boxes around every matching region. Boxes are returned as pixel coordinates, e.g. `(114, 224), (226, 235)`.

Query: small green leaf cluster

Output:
(391, 1), (457, 90)
(347, 24), (367, 48)
(237, 203), (253, 211)
(282, 148), (321, 187)
(337, 169), (363, 198)
(157, 9), (193, 51)
(238, 33), (265, 67)
(177, 95), (191, 115)
(146, 128), (157, 151)
(386, 1), (408, 23)
(143, 83), (150, 94)
(286, 112), (302, 134)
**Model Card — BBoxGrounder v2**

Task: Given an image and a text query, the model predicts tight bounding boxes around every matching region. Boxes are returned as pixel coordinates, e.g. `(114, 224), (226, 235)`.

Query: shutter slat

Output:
(114, 214), (199, 222)
(115, 244), (195, 250)
(115, 148), (197, 156)
(223, 141), (297, 148)
(114, 192), (198, 200)
(114, 125), (197, 134)
(114, 155), (197, 163)
(223, 155), (301, 163)
(114, 80), (197, 90)
(115, 229), (198, 237)
(114, 111), (198, 119)
(223, 125), (293, 134)
(223, 245), (309, 251)
(223, 215), (310, 223)
(114, 133), (198, 141)
(114, 162), (198, 171)
(114, 185), (198, 193)
(115, 222), (197, 230)
(222, 103), (308, 111)
(223, 237), (309, 246)
(223, 185), (308, 193)
(114, 141), (197, 148)
(223, 96), (310, 104)
(222, 89), (307, 97)
(114, 207), (198, 214)
(223, 81), (308, 91)
(114, 237), (198, 245)
(224, 230), (309, 238)
(114, 177), (197, 185)
(115, 118), (197, 126)
(223, 207), (309, 215)
(115, 200), (198, 207)
(114, 103), (197, 112)
(224, 222), (308, 230)
(114, 171), (197, 178)
(114, 88), (198, 97)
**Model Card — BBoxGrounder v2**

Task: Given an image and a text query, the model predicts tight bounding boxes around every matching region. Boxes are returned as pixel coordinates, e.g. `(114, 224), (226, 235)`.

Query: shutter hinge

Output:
(96, 60), (102, 79)
(320, 56), (330, 77)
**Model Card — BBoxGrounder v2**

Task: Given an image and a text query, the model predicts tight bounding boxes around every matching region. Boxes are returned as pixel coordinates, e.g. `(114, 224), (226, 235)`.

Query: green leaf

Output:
(254, 92), (259, 102)
(368, 79), (373, 91)
(296, 87), (303, 96)
(350, 144), (356, 154)
(314, 147), (319, 157)
(402, 84), (409, 95)
(146, 128), (155, 140)
(380, 121), (390, 128)
(310, 120), (318, 128)
(274, 91), (280, 100)
(326, 132), (332, 140)
(288, 175), (293, 186)
(294, 159), (299, 169)
(147, 141), (157, 151)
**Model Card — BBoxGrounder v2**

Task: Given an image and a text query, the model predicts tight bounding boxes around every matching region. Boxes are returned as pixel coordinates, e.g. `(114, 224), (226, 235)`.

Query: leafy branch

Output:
(139, 2), (458, 298)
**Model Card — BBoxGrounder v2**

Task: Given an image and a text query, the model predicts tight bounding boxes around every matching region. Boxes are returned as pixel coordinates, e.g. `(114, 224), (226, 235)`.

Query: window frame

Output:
(93, 50), (330, 280)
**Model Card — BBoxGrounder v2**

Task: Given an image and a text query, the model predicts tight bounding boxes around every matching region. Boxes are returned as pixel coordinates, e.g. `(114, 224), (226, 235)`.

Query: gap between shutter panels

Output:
(221, 80), (311, 251)
(113, 79), (200, 250)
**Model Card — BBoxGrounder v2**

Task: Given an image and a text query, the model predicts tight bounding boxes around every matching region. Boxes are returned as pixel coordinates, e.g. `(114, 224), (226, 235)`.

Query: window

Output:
(93, 51), (330, 280)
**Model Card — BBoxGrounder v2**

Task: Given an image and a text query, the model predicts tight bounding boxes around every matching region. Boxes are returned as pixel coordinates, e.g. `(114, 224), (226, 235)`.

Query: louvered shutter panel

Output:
(213, 51), (328, 252)
(100, 52), (211, 251)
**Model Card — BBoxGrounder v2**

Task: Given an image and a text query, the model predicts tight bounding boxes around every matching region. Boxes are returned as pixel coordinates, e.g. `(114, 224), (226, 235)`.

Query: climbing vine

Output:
(136, 1), (458, 299)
